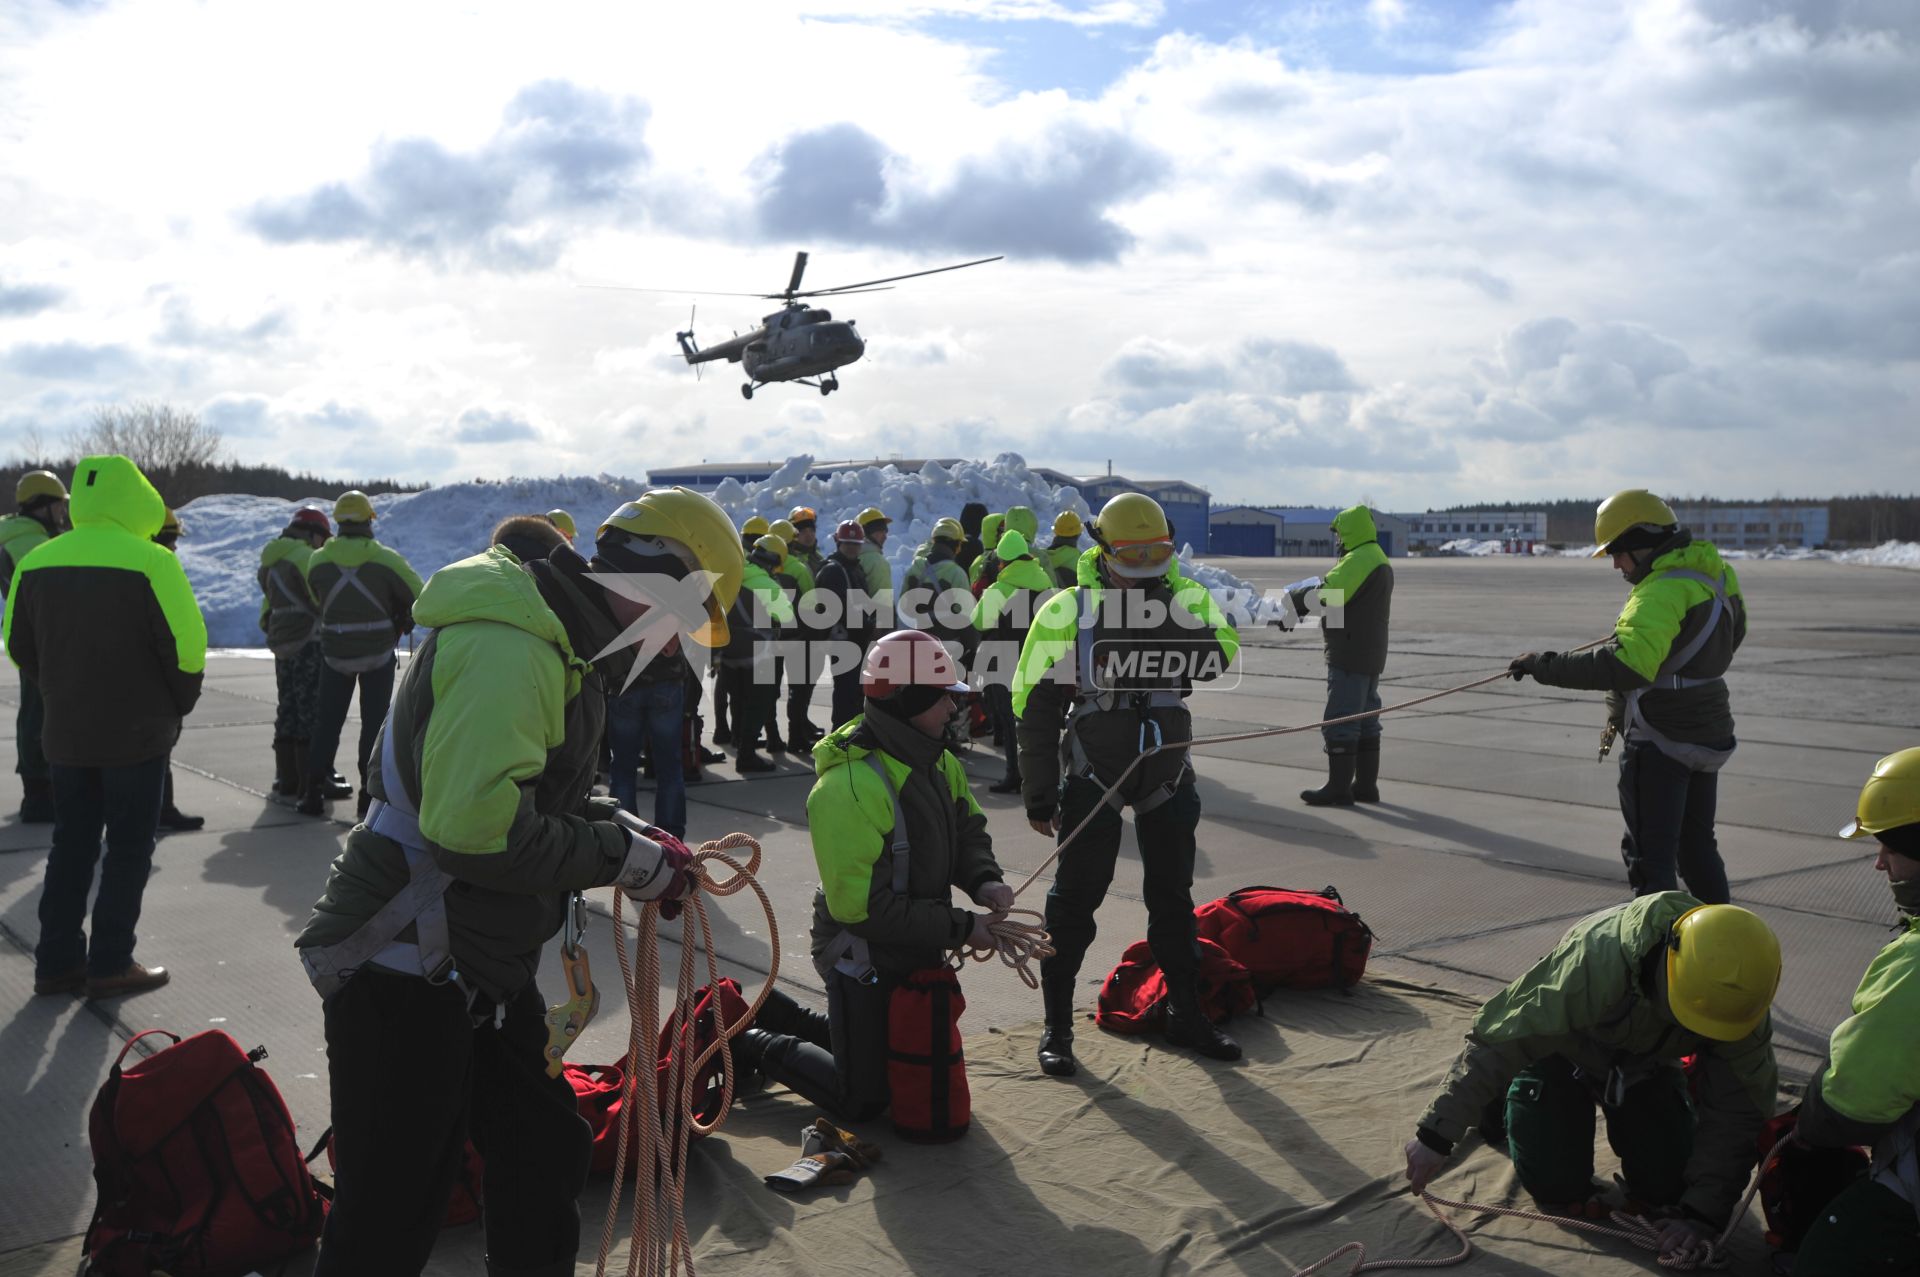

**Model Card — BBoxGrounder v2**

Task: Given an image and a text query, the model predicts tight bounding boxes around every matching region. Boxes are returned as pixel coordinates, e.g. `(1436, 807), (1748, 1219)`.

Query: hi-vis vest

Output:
(1065, 587), (1189, 815)
(319, 564), (403, 673)
(1623, 567), (1736, 774)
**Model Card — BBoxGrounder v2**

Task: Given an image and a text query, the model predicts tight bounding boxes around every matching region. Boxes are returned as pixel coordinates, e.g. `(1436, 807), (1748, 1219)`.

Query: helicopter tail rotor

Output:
(676, 304), (701, 378)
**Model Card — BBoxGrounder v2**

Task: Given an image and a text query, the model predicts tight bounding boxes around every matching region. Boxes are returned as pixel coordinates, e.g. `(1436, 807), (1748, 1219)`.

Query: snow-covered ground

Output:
(179, 455), (1122, 647)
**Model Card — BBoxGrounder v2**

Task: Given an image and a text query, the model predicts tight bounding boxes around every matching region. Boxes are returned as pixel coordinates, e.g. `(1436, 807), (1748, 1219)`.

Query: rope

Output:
(594, 832), (779, 1277)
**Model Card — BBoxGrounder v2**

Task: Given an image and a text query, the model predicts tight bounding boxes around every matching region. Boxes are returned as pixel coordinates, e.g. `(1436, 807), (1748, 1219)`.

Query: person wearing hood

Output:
(732, 629), (1010, 1122)
(724, 534), (795, 773)
(8, 456), (206, 999)
(972, 528), (1054, 795)
(150, 512), (203, 834)
(1288, 505), (1394, 807)
(302, 491), (426, 819)
(1012, 493), (1242, 1076)
(955, 501), (989, 573)
(779, 511), (827, 749)
(1403, 897), (1780, 1265)
(0, 469), (71, 823)
(294, 488), (738, 1277)
(259, 507), (346, 809)
(1790, 749), (1920, 1275)
(968, 512), (1006, 588)
(1509, 491), (1744, 903)
(1045, 511), (1084, 588)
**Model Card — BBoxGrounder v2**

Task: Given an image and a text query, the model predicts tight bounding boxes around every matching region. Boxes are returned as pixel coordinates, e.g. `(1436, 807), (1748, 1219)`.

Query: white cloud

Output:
(1366, 0), (1409, 33)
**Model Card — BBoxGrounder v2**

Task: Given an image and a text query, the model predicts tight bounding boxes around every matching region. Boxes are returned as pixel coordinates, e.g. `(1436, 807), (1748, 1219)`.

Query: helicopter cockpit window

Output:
(799, 310), (830, 325)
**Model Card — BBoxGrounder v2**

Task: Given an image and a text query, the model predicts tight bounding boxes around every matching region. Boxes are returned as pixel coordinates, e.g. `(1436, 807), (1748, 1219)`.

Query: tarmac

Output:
(0, 552), (1913, 1274)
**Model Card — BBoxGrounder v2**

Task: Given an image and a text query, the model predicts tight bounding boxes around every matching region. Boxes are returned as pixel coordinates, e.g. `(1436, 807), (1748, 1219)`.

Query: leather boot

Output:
(735, 747), (775, 774)
(765, 724), (788, 756)
(1037, 977), (1078, 1077)
(1353, 739), (1381, 803)
(1301, 746), (1357, 807)
(1164, 979), (1242, 1061)
(323, 770), (354, 800)
(156, 770), (204, 832)
(742, 1029), (844, 1112)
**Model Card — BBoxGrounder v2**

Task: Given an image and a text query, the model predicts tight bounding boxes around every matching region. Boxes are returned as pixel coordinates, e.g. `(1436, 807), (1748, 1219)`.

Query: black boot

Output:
(741, 1028), (844, 1112)
(1353, 740), (1381, 803)
(19, 776), (55, 823)
(765, 725), (788, 756)
(1037, 977), (1078, 1077)
(752, 988), (831, 1046)
(323, 771), (354, 801)
(1301, 746), (1357, 807)
(735, 748), (775, 774)
(156, 770), (204, 832)
(293, 744), (325, 817)
(1164, 979), (1242, 1061)
(271, 737), (297, 799)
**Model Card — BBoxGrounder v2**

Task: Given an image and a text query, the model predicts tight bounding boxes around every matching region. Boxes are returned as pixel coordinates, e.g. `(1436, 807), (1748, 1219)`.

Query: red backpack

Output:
(887, 967), (970, 1143)
(1096, 937), (1257, 1034)
(1194, 886), (1373, 992)
(84, 1030), (326, 1277)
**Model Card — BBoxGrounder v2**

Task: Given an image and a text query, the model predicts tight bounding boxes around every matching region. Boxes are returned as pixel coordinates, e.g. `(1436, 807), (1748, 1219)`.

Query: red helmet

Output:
(290, 507), (331, 534)
(834, 519), (866, 545)
(862, 630), (969, 699)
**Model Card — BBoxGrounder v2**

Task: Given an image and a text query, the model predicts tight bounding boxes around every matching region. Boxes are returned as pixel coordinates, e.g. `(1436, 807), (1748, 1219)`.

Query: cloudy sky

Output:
(1, 0), (1915, 507)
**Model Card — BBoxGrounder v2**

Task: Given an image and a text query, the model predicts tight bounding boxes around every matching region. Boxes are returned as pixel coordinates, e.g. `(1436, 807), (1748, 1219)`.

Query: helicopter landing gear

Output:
(741, 383), (754, 400)
(804, 376), (840, 396)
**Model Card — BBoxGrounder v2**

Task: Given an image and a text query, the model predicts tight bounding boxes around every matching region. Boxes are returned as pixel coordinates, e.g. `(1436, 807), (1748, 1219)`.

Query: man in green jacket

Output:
(1404, 894), (1780, 1264)
(295, 488), (739, 1277)
(301, 490), (426, 819)
(788, 505), (825, 577)
(769, 519), (820, 750)
(734, 629), (1010, 1121)
(1791, 748), (1920, 1274)
(1013, 493), (1241, 1075)
(1290, 506), (1393, 807)
(8, 456), (205, 999)
(726, 534), (795, 772)
(0, 469), (70, 822)
(902, 517), (972, 648)
(259, 507), (341, 806)
(973, 528), (1054, 795)
(1510, 491), (1744, 903)
(1045, 510), (1083, 587)
(857, 506), (894, 628)
(969, 512), (1005, 587)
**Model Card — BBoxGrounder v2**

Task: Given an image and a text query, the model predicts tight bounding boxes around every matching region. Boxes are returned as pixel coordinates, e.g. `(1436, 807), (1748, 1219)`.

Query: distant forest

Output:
(1441, 496), (1920, 546)
(0, 458), (428, 512)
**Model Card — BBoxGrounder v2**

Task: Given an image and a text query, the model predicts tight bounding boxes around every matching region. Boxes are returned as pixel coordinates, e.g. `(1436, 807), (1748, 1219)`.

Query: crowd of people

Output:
(2, 459), (1912, 1274)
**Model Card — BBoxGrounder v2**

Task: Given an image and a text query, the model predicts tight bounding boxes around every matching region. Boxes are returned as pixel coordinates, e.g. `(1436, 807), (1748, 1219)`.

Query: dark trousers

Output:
(35, 756), (168, 979)
(1321, 666), (1384, 747)
(786, 640), (820, 734)
(15, 673), (46, 780)
(315, 971), (590, 1277)
(310, 657), (396, 789)
(608, 678), (686, 837)
(1040, 776), (1202, 990)
(1618, 739), (1730, 903)
(830, 662), (865, 732)
(1504, 1055), (1694, 1206)
(723, 664), (779, 753)
(983, 684), (1019, 781)
(273, 641), (322, 743)
(758, 971), (894, 1124)
(1794, 1175), (1920, 1275)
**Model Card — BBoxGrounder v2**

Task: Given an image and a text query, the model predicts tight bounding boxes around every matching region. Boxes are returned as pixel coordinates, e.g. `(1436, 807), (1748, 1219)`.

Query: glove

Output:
(1508, 651), (1554, 681)
(612, 813), (693, 919)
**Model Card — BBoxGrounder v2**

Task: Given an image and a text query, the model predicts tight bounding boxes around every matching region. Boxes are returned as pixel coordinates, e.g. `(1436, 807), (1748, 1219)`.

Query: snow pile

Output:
(1438, 538), (1507, 556)
(182, 455), (1291, 648)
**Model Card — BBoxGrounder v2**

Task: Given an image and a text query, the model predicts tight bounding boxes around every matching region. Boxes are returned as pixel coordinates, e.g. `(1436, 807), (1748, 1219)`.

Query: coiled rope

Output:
(594, 832), (779, 1277)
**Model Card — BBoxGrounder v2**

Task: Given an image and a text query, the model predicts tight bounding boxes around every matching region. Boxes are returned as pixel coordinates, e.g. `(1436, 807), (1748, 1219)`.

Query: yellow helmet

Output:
(769, 518), (799, 545)
(753, 533), (788, 563)
(546, 509), (577, 538)
(16, 470), (67, 507)
(1841, 747), (1920, 839)
(1666, 904), (1781, 1041)
(1591, 489), (1677, 557)
(160, 510), (183, 537)
(599, 487), (746, 649)
(858, 506), (890, 528)
(1053, 510), (1084, 538)
(1095, 492), (1174, 579)
(741, 515), (770, 538)
(931, 517), (964, 543)
(334, 490), (376, 523)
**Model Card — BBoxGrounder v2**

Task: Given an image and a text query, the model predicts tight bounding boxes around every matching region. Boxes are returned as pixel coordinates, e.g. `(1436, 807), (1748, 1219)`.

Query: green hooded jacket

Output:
(1530, 536), (1745, 744)
(1799, 914), (1920, 1162)
(1419, 892), (1778, 1225)
(294, 547), (631, 1003)
(307, 530), (426, 670)
(969, 514), (1006, 586)
(4, 455), (206, 767)
(806, 708), (1002, 975)
(1297, 506), (1393, 675)
(972, 531), (1054, 634)
(0, 513), (52, 599)
(1045, 539), (1080, 588)
(742, 558), (795, 629)
(257, 534), (320, 652)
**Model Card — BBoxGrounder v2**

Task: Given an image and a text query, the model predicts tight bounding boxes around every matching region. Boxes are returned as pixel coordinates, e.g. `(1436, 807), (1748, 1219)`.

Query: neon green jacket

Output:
(1800, 914), (1920, 1158)
(858, 543), (892, 609)
(742, 559), (795, 628)
(0, 514), (52, 600)
(806, 709), (1001, 974)
(257, 534), (319, 650)
(1045, 539), (1080, 587)
(307, 530), (425, 668)
(972, 532), (1054, 634)
(1419, 892), (1778, 1224)
(969, 514), (1006, 585)
(295, 546), (630, 1002)
(1297, 506), (1393, 674)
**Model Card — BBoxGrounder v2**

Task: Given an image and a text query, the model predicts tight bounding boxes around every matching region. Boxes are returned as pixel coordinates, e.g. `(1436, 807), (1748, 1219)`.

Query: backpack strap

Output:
(816, 755), (911, 981)
(320, 563), (397, 635)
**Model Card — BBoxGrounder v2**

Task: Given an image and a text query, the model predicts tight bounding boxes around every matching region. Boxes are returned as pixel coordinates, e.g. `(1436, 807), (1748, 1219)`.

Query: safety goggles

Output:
(1103, 537), (1175, 578)
(791, 519), (816, 532)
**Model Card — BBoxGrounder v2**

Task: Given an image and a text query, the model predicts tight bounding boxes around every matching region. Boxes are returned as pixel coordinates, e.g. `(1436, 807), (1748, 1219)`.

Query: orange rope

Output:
(593, 832), (778, 1277)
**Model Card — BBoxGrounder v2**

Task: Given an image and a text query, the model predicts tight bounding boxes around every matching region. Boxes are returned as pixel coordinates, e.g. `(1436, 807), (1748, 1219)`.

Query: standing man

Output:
(259, 507), (339, 806)
(788, 505), (825, 577)
(1508, 491), (1744, 903)
(1045, 511), (1083, 587)
(712, 516), (769, 746)
(1403, 896), (1780, 1265)
(726, 534), (793, 773)
(295, 488), (737, 1276)
(969, 513), (1005, 587)
(815, 520), (875, 730)
(1012, 492), (1242, 1075)
(8, 455), (205, 998)
(735, 629), (1010, 1121)
(1791, 748), (1920, 1275)
(956, 501), (989, 574)
(972, 527), (1052, 796)
(778, 513), (826, 749)
(302, 491), (425, 819)
(856, 507), (893, 631)
(1291, 505), (1393, 807)
(0, 469), (69, 823)
(151, 512), (203, 833)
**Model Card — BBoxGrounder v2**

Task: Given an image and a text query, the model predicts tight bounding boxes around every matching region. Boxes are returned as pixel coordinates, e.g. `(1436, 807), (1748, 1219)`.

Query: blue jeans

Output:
(36, 755), (169, 978)
(1321, 666), (1383, 747)
(608, 679), (686, 837)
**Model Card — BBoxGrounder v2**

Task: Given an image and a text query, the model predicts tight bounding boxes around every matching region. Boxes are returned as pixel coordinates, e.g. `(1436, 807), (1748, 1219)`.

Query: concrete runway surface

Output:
(0, 552), (1912, 1273)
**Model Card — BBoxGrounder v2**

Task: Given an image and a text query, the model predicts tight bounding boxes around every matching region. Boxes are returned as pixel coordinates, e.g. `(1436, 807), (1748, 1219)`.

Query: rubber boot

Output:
(1353, 739), (1381, 803)
(712, 691), (732, 745)
(753, 987), (831, 1047)
(1300, 746), (1357, 807)
(293, 743), (325, 817)
(1163, 980), (1242, 1061)
(19, 776), (56, 824)
(1037, 978), (1078, 1078)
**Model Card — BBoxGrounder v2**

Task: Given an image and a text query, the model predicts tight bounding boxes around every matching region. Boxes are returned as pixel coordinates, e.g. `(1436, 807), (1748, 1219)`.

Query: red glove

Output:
(614, 818), (694, 919)
(642, 825), (693, 921)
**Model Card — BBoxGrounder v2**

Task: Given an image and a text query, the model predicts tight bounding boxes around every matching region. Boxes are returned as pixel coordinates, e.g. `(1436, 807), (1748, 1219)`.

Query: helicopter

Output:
(599, 251), (1001, 399)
